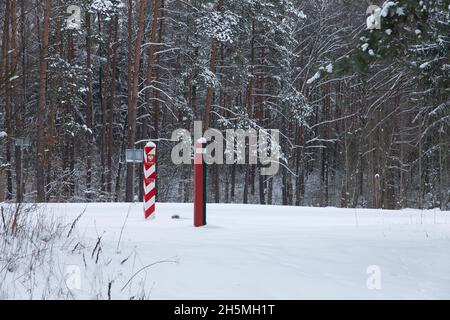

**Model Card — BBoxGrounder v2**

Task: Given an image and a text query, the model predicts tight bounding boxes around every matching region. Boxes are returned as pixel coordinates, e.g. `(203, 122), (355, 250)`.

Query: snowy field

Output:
(2, 203), (450, 300)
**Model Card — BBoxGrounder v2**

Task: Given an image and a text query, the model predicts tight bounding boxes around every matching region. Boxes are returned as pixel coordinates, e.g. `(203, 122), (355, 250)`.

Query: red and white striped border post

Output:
(144, 142), (156, 220)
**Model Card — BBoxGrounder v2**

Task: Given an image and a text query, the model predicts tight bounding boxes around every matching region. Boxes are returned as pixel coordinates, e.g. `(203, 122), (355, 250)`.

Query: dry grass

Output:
(0, 203), (175, 300)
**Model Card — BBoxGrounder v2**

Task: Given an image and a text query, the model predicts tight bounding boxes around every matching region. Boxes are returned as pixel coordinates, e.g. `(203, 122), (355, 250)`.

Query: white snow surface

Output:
(8, 203), (450, 300)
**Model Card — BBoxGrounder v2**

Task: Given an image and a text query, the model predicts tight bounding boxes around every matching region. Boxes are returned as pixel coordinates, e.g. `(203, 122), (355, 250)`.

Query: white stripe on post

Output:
(144, 142), (156, 219)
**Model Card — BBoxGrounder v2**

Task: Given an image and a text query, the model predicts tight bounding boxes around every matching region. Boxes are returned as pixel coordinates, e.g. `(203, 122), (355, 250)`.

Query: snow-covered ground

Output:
(3, 203), (450, 300)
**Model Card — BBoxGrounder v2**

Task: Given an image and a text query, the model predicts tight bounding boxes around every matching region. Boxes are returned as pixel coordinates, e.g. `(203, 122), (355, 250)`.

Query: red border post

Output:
(194, 138), (207, 227)
(144, 142), (156, 220)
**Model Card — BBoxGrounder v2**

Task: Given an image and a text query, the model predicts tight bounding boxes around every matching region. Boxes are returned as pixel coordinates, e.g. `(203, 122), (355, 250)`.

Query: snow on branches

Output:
(196, 10), (240, 43)
(306, 63), (333, 85)
(281, 88), (312, 126)
(89, 0), (125, 17)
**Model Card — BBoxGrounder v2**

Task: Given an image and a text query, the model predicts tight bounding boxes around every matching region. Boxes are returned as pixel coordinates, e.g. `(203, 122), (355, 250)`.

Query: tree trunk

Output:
(267, 177), (273, 205)
(203, 0), (224, 130)
(152, 0), (165, 201)
(418, 119), (423, 209)
(0, 170), (4, 202)
(2, 0), (12, 201)
(100, 16), (113, 194)
(230, 162), (236, 202)
(126, 0), (149, 202)
(107, 16), (119, 196)
(85, 11), (94, 198)
(10, 0), (22, 203)
(439, 124), (448, 210)
(67, 31), (76, 198)
(36, 0), (51, 202)
(295, 124), (305, 206)
(144, 0), (161, 139)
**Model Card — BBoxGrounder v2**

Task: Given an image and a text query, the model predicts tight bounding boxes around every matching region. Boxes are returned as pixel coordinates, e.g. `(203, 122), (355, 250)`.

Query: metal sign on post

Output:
(126, 149), (143, 202)
(143, 142), (156, 220)
(194, 138), (207, 227)
(15, 138), (31, 148)
(126, 149), (144, 163)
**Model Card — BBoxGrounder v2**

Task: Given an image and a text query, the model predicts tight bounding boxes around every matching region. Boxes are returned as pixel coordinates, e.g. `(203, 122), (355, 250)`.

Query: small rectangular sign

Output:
(126, 149), (144, 163)
(15, 138), (31, 147)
